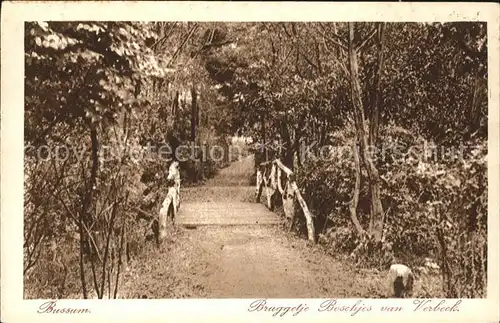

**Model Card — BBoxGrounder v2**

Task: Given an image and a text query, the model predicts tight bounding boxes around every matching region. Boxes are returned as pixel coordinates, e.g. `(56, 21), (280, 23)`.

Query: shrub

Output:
(297, 126), (487, 297)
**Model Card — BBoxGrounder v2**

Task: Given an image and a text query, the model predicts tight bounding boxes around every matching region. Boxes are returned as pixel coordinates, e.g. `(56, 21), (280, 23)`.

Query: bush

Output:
(297, 126), (487, 297)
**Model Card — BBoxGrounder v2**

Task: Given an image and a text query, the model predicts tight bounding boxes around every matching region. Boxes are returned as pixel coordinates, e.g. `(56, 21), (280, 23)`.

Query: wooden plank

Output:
(177, 202), (281, 226)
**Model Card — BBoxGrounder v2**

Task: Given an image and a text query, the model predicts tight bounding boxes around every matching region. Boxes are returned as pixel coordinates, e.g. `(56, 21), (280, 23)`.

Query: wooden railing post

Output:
(255, 169), (263, 203)
(256, 159), (316, 243)
(291, 181), (316, 242)
(158, 161), (181, 243)
(265, 164), (276, 209)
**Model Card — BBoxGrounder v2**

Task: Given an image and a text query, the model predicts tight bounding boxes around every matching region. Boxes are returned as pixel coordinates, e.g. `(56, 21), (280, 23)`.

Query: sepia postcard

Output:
(1, 1), (499, 323)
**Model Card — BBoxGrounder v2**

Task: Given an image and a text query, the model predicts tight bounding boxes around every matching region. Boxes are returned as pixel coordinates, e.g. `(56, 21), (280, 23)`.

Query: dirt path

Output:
(120, 156), (386, 298)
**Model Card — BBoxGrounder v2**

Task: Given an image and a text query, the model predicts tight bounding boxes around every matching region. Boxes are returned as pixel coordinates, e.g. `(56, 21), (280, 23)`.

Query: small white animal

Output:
(387, 264), (414, 298)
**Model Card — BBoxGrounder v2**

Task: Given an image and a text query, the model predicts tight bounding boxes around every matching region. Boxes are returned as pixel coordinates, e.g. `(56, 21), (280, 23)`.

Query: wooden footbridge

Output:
(158, 155), (317, 242)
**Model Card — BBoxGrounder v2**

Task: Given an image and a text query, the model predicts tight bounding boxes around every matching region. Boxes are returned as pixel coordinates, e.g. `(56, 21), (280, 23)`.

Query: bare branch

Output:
(167, 23), (199, 67)
(280, 23), (321, 72)
(356, 26), (378, 52)
(151, 22), (179, 50)
(298, 51), (320, 71)
(318, 23), (348, 51)
(199, 40), (235, 51)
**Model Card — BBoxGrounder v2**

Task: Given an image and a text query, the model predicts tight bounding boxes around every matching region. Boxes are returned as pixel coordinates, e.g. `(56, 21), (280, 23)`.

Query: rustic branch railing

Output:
(255, 159), (316, 242)
(158, 161), (181, 242)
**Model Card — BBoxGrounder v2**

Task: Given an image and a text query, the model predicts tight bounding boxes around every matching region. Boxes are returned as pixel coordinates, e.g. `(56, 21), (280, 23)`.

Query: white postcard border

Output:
(1, 2), (499, 323)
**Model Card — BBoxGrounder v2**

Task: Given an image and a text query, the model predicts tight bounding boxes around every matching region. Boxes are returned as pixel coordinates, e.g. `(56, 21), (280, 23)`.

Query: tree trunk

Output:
(224, 136), (230, 164)
(347, 22), (384, 242)
(469, 73), (486, 133)
(172, 91), (180, 126)
(78, 124), (99, 298)
(349, 140), (364, 235)
(190, 86), (198, 143)
(369, 23), (386, 147)
(261, 112), (268, 161)
(280, 120), (294, 170)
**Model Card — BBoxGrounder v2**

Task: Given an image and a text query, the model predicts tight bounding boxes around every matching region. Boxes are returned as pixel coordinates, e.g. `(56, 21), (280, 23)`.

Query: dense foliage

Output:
(24, 21), (487, 298)
(24, 21), (233, 298)
(200, 22), (488, 297)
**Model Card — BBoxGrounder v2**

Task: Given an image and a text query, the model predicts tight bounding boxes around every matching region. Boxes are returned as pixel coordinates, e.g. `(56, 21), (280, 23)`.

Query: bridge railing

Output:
(158, 161), (181, 242)
(255, 159), (316, 242)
